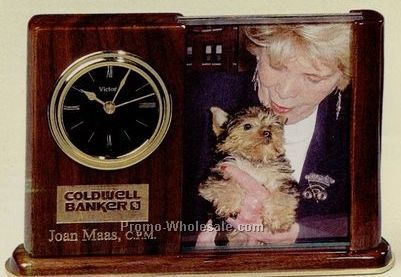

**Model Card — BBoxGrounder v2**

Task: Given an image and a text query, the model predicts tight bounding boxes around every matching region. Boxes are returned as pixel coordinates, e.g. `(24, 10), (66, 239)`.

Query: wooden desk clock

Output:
(6, 10), (394, 276)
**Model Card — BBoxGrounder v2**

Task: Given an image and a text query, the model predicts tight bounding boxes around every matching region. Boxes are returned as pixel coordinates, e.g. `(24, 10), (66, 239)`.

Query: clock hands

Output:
(76, 87), (154, 114)
(74, 69), (152, 116)
(76, 88), (116, 114)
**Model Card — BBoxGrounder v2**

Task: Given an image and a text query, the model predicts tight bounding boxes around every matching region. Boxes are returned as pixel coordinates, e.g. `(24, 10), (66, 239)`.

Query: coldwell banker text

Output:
(64, 189), (141, 212)
(56, 184), (149, 223)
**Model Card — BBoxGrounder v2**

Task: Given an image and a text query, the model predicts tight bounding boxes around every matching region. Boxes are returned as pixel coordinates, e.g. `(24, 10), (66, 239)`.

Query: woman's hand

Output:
(222, 163), (299, 244)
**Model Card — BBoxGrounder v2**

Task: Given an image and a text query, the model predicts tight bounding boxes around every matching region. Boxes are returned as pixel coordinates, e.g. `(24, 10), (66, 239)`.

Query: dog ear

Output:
(276, 114), (288, 125)
(210, 106), (229, 136)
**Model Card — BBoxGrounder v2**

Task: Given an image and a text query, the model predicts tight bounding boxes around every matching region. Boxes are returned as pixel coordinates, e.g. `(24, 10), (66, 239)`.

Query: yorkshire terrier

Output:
(199, 106), (299, 246)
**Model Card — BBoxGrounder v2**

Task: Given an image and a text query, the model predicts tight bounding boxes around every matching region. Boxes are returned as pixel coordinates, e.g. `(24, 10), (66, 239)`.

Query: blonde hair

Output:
(245, 24), (351, 90)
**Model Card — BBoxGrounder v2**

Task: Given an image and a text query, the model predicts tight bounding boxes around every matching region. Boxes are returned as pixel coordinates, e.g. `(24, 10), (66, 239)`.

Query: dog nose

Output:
(263, 130), (271, 139)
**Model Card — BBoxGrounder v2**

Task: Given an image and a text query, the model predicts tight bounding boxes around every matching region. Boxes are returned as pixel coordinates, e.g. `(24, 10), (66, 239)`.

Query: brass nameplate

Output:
(56, 184), (149, 223)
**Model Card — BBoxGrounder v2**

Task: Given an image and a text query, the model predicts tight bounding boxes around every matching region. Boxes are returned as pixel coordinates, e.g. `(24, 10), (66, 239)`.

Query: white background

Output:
(0, 0), (400, 276)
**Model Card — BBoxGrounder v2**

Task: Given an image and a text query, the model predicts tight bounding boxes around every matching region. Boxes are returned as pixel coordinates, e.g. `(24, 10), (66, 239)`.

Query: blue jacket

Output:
(182, 71), (350, 245)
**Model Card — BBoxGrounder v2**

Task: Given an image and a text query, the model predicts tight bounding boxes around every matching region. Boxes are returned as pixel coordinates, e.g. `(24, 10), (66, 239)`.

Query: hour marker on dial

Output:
(70, 121), (84, 130)
(135, 82), (150, 92)
(136, 120), (149, 128)
(123, 130), (132, 142)
(106, 134), (112, 148)
(63, 105), (80, 111)
(139, 102), (157, 109)
(106, 66), (113, 78)
(88, 131), (95, 143)
(88, 72), (95, 82)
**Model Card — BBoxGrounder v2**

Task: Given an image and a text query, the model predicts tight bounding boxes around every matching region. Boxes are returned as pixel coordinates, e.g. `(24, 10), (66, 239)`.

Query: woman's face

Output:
(257, 48), (341, 124)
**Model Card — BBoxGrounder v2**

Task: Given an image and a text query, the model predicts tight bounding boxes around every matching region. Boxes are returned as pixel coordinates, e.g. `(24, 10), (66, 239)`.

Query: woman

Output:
(185, 23), (352, 247)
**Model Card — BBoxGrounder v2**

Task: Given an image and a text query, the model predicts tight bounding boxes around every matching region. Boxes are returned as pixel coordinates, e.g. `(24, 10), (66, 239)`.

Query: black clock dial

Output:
(49, 51), (171, 170)
(62, 65), (160, 158)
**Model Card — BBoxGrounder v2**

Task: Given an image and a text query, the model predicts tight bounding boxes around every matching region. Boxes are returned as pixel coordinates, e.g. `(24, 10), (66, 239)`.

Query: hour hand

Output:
(79, 89), (105, 105)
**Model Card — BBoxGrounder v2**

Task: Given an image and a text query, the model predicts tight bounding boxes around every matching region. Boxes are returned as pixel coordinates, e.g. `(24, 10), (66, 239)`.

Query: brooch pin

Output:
(302, 173), (335, 203)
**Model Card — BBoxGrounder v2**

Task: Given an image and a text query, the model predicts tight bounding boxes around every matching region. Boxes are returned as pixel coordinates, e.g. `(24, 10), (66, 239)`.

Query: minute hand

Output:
(115, 93), (156, 109)
(112, 69), (131, 103)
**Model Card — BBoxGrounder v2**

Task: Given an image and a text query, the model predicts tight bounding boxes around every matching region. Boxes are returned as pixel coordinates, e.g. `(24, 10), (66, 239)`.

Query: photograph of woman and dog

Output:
(182, 22), (351, 248)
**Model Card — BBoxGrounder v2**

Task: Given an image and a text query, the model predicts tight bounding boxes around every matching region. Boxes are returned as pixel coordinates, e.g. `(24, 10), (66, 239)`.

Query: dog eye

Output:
(243, 123), (252, 130)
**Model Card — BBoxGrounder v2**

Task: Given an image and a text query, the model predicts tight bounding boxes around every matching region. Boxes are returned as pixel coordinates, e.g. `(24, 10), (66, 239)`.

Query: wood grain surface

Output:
(349, 9), (384, 250)
(6, 240), (392, 275)
(26, 13), (185, 257)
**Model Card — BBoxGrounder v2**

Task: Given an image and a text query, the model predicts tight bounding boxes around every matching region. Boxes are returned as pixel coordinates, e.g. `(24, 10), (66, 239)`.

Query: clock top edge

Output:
(28, 13), (184, 31)
(27, 10), (384, 31)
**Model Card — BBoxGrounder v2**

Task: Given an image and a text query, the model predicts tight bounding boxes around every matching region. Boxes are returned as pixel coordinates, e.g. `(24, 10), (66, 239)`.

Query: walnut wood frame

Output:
(6, 10), (393, 276)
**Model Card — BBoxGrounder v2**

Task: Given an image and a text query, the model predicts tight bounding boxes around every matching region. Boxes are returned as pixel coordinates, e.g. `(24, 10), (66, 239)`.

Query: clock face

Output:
(49, 51), (172, 170)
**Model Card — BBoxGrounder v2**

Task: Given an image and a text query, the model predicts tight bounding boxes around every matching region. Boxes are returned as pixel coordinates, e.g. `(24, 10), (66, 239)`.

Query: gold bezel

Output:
(48, 51), (172, 170)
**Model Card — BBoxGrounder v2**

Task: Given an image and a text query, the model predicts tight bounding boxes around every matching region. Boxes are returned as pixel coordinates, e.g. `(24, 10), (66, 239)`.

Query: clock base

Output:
(6, 240), (393, 276)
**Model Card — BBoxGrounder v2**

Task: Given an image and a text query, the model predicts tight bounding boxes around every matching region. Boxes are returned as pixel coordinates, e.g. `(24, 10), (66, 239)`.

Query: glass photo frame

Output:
(182, 20), (352, 250)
